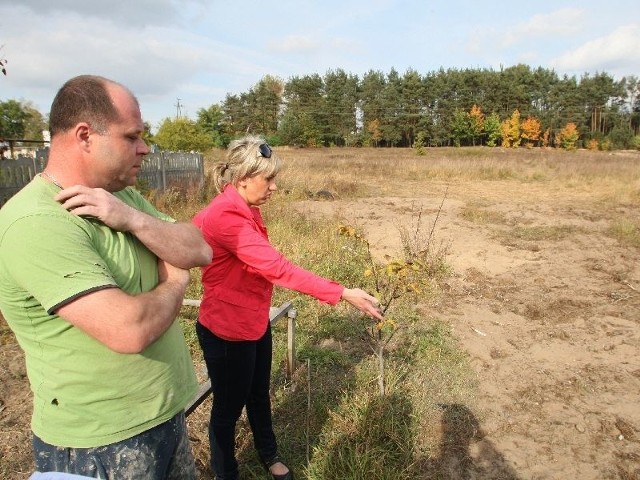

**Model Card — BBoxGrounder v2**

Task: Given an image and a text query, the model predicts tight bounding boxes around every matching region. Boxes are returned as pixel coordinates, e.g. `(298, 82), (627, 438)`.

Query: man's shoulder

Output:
(0, 180), (67, 231)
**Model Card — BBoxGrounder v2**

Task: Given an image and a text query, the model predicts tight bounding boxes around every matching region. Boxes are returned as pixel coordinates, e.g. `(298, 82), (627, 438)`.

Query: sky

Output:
(1, 0), (639, 132)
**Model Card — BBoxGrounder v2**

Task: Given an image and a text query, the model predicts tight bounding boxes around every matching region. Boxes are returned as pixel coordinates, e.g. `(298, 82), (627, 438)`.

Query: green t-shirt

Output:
(0, 177), (197, 448)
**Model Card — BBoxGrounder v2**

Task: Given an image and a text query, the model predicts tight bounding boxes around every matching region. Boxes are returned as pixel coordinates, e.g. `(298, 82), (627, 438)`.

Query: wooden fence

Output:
(0, 150), (47, 207)
(0, 149), (205, 208)
(136, 150), (205, 192)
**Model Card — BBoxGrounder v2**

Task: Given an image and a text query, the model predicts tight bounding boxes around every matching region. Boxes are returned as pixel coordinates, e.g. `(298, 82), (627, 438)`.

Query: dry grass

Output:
(271, 147), (640, 204)
(460, 202), (509, 225)
(2, 146), (640, 479)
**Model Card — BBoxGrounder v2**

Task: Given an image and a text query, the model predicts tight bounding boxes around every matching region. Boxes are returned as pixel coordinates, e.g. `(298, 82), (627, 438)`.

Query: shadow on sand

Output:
(417, 403), (521, 480)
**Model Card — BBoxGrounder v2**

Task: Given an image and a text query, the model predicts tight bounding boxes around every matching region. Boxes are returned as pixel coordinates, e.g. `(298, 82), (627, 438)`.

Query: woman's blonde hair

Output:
(211, 134), (281, 194)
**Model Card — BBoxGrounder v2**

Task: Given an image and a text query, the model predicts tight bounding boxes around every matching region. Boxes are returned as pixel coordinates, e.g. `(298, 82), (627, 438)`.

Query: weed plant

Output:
(609, 218), (640, 248)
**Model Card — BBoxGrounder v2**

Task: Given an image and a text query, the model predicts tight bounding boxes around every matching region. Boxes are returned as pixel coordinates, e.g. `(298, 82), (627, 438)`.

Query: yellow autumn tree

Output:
(337, 199), (449, 396)
(501, 109), (521, 148)
(520, 116), (542, 148)
(556, 122), (580, 150)
(367, 119), (382, 147)
(469, 104), (485, 146)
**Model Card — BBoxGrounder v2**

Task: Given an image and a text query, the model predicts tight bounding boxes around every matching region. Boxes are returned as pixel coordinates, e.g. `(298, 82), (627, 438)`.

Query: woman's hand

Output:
(341, 288), (384, 321)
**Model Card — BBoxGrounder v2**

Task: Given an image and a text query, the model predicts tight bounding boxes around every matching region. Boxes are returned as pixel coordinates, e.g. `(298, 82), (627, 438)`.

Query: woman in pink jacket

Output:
(192, 135), (383, 480)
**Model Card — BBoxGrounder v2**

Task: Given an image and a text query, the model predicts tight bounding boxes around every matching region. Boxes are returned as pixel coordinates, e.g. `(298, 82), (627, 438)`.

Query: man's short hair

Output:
(48, 75), (132, 137)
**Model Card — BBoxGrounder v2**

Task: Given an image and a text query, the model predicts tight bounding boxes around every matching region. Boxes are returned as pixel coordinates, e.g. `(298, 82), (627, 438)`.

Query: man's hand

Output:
(55, 185), (212, 269)
(55, 185), (137, 231)
(56, 259), (192, 354)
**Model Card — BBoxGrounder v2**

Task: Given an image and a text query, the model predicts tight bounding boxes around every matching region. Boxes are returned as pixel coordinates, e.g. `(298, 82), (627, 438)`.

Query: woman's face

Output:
(237, 173), (277, 206)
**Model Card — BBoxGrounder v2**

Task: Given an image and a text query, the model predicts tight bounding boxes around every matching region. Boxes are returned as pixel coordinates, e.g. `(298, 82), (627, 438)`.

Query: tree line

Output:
(155, 64), (640, 151)
(2, 64), (640, 152)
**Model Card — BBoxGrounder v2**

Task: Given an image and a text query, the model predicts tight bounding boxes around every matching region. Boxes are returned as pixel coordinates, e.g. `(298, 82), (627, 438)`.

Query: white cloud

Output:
(551, 24), (640, 77)
(0, 4), (264, 124)
(465, 8), (586, 62)
(0, 0), (210, 27)
(502, 8), (585, 48)
(267, 34), (362, 59)
(4, 21), (202, 92)
(268, 35), (321, 54)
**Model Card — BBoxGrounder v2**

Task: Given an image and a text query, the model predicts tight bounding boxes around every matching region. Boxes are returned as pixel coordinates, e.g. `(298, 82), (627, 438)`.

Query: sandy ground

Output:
(2, 175), (639, 479)
(293, 178), (640, 479)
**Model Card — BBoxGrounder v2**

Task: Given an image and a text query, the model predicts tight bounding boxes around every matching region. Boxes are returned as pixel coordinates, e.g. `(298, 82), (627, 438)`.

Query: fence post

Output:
(287, 307), (297, 379)
(160, 151), (167, 191)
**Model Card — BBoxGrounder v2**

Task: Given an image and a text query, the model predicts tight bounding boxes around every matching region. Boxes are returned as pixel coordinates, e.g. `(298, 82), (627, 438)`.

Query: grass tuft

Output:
(609, 218), (640, 248)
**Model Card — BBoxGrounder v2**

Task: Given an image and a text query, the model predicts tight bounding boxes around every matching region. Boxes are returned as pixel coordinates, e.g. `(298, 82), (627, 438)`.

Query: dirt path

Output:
(295, 180), (640, 479)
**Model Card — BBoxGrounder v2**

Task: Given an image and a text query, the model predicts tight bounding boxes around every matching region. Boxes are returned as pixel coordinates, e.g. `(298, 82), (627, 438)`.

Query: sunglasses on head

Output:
(258, 143), (272, 158)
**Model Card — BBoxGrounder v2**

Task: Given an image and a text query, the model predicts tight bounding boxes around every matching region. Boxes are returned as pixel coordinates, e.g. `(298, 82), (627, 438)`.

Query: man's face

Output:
(91, 85), (149, 192)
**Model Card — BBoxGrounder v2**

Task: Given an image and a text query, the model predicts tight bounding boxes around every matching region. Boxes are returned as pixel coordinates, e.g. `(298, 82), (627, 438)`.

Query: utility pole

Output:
(175, 98), (183, 118)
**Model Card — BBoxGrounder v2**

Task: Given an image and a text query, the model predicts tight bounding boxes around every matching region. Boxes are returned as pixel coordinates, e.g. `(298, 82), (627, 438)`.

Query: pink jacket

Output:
(192, 185), (344, 340)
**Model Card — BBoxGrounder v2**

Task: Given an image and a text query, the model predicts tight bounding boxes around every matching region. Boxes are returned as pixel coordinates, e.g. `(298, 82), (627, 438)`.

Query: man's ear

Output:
(75, 123), (92, 150)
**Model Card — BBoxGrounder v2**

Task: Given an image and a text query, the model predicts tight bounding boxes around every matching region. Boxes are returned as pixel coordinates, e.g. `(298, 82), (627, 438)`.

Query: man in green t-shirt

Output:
(0, 75), (212, 479)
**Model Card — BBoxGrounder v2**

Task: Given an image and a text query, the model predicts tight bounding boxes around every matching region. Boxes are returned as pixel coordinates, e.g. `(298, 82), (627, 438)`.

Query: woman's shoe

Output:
(261, 455), (293, 480)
